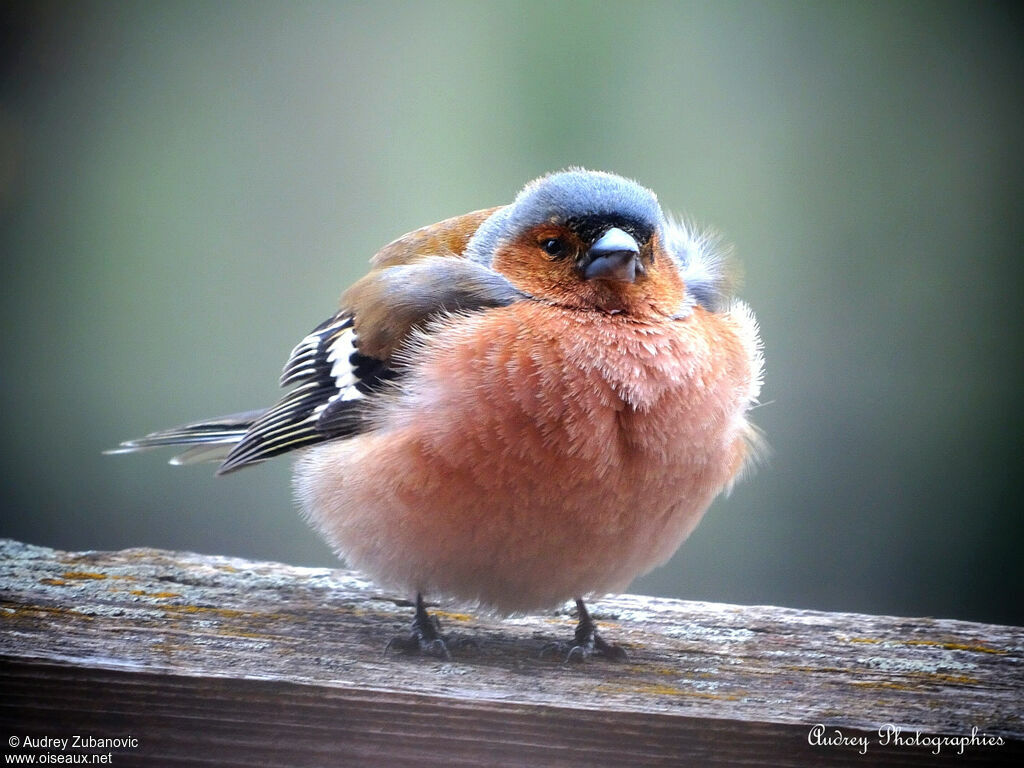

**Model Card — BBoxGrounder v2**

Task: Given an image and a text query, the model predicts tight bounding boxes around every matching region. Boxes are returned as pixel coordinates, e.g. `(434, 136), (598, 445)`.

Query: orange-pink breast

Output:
(295, 301), (762, 613)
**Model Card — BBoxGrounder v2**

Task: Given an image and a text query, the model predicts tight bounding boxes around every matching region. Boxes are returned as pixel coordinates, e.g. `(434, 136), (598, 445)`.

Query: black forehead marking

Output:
(563, 214), (654, 246)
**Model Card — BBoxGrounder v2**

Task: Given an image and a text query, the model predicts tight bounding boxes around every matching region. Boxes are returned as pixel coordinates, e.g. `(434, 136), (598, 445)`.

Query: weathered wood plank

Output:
(1, 538), (1021, 766)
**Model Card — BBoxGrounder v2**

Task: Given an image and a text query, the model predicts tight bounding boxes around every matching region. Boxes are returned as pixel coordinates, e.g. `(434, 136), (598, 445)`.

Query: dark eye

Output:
(540, 238), (566, 259)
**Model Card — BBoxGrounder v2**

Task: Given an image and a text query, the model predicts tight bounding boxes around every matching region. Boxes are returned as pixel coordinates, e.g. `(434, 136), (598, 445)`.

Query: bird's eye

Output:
(540, 238), (566, 259)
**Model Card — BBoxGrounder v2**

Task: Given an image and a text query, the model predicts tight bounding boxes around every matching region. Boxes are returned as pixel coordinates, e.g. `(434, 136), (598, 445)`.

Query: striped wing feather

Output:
(217, 313), (368, 473)
(217, 207), (517, 473)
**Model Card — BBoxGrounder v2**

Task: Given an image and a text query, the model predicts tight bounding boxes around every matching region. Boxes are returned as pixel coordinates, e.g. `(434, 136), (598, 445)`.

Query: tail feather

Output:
(106, 409), (268, 468)
(168, 443), (238, 466)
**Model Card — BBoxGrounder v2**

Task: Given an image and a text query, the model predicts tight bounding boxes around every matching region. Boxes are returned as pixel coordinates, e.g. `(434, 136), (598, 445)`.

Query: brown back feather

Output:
(368, 207), (502, 269)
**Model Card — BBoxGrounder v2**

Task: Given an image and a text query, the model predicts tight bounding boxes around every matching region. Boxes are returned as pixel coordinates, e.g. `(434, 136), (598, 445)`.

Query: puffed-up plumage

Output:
(112, 169), (764, 658)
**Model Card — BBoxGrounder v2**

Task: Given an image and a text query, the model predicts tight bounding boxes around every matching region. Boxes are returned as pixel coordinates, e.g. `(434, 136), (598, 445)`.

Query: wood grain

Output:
(1, 539), (1020, 766)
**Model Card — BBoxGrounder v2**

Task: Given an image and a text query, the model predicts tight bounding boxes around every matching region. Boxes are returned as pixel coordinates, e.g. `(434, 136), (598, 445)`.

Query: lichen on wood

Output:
(1, 539), (1021, 767)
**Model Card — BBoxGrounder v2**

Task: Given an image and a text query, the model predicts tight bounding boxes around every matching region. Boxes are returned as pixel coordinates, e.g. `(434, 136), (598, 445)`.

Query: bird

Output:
(111, 169), (764, 662)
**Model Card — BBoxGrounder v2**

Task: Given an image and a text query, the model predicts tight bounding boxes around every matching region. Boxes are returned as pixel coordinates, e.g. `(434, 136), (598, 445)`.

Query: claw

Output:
(540, 598), (628, 663)
(385, 593), (452, 659)
(385, 594), (479, 659)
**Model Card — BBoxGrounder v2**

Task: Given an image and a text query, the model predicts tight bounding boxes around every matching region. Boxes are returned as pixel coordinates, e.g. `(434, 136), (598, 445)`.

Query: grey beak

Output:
(582, 227), (641, 283)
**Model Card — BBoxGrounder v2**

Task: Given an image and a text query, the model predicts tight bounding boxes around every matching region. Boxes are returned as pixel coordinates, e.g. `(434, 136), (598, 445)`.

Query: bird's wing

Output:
(217, 210), (521, 474)
(368, 206), (501, 269)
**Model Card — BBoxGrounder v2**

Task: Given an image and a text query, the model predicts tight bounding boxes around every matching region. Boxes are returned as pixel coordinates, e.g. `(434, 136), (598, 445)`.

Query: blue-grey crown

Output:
(464, 170), (733, 314)
(466, 170), (666, 265)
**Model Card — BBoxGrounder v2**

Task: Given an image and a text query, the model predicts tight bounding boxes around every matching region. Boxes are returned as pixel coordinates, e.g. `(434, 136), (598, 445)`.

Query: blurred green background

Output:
(2, 1), (1021, 626)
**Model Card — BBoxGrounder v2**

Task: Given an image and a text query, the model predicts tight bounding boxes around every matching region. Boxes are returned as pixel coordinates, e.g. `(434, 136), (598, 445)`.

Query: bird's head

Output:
(466, 169), (689, 317)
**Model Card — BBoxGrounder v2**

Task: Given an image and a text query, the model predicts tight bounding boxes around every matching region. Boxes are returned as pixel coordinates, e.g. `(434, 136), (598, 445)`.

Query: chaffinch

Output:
(113, 169), (764, 661)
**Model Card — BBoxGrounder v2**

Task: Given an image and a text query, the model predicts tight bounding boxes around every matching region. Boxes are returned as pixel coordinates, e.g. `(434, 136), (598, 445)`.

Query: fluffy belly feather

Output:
(295, 302), (760, 613)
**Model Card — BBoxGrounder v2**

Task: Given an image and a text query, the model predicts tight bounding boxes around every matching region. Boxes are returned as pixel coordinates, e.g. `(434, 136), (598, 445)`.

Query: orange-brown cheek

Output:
(643, 249), (687, 314)
(492, 236), (688, 317)
(491, 243), (589, 307)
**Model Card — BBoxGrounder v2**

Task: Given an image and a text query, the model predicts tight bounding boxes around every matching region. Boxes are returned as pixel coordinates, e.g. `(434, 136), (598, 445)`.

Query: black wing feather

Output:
(215, 257), (524, 474)
(217, 313), (392, 474)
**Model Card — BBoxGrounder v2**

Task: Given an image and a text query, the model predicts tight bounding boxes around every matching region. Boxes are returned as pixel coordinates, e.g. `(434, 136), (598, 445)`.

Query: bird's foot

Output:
(385, 594), (477, 660)
(541, 598), (628, 663)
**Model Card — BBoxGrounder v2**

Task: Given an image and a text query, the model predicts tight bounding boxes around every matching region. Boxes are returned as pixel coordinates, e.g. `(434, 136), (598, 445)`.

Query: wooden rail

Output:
(1, 538), (1020, 766)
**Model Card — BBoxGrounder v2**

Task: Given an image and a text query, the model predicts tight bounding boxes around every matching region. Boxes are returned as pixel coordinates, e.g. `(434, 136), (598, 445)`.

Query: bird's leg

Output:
(385, 593), (452, 660)
(569, 597), (628, 662)
(544, 597), (628, 662)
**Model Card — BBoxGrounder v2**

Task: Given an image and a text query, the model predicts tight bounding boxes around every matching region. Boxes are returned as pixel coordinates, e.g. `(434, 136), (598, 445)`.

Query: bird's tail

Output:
(105, 409), (267, 467)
